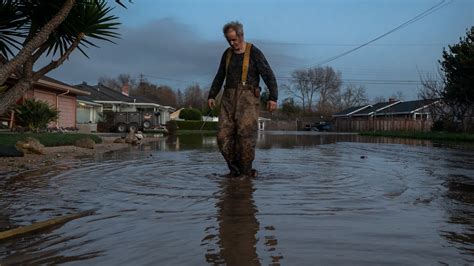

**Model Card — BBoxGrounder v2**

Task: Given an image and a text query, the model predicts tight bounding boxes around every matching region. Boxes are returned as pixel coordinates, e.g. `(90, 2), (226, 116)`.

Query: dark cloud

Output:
(44, 18), (300, 89)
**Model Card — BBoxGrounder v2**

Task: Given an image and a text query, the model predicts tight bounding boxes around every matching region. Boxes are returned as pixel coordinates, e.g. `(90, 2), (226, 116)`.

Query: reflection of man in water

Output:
(208, 21), (278, 178)
(203, 178), (283, 265)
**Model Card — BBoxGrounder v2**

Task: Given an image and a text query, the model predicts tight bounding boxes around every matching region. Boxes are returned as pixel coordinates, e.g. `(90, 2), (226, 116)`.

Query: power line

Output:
(302, 0), (452, 69)
(275, 77), (423, 86)
(142, 74), (201, 85)
(256, 41), (449, 47)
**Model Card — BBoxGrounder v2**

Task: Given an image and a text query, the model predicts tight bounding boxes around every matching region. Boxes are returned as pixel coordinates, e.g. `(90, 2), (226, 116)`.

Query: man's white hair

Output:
(223, 21), (244, 37)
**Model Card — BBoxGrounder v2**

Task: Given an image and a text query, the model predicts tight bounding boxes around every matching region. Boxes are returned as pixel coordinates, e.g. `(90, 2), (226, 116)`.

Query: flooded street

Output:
(1, 132), (474, 265)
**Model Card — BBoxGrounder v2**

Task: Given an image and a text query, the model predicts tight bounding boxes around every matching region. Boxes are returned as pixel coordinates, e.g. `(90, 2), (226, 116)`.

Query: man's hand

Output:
(267, 100), (277, 112)
(208, 99), (216, 109)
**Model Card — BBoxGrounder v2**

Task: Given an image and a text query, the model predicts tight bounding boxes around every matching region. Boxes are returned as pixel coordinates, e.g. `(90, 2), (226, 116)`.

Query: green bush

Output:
(179, 108), (202, 121)
(176, 121), (218, 131)
(15, 99), (59, 132)
(165, 120), (178, 135)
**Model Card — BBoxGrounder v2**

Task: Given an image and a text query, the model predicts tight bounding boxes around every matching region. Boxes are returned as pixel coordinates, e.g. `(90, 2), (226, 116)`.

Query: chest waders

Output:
(217, 43), (260, 177)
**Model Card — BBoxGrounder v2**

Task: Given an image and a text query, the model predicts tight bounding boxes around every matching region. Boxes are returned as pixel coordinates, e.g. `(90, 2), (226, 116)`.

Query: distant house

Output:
(373, 99), (438, 120)
(74, 82), (175, 132)
(2, 76), (90, 129)
(258, 117), (271, 131)
(333, 99), (439, 132)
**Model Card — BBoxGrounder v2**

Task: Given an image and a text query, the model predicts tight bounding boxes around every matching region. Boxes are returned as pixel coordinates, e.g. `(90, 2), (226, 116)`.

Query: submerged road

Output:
(1, 132), (473, 265)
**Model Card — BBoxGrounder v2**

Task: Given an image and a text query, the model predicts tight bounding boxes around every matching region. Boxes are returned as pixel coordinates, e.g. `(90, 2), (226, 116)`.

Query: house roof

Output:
(333, 105), (371, 117)
(76, 82), (135, 102)
(351, 101), (400, 116)
(375, 99), (438, 115)
(75, 83), (175, 111)
(8, 75), (90, 96)
(333, 99), (439, 118)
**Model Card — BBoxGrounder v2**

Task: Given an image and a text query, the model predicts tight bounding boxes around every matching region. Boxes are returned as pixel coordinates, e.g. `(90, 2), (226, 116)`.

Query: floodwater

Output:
(1, 132), (474, 265)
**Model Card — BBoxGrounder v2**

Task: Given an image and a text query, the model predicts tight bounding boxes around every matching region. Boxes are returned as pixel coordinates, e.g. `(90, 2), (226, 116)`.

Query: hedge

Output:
(179, 108), (203, 121)
(176, 121), (218, 131)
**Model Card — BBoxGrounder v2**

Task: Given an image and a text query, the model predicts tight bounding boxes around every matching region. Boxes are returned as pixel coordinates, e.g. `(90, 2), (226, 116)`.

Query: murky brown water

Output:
(1, 132), (473, 265)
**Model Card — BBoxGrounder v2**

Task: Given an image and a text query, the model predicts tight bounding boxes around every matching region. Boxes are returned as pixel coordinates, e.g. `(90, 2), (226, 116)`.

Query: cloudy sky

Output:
(45, 0), (473, 101)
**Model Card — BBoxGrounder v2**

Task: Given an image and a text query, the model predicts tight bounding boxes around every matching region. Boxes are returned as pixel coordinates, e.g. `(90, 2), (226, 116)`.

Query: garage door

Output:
(33, 89), (56, 108)
(58, 95), (76, 128)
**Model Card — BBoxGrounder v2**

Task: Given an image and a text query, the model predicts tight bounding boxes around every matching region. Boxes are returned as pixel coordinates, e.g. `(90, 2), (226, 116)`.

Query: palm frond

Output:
(42, 0), (121, 58)
(0, 0), (28, 58)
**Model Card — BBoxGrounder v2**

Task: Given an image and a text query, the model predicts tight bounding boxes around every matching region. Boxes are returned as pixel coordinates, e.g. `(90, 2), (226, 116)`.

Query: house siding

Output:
(58, 95), (76, 128)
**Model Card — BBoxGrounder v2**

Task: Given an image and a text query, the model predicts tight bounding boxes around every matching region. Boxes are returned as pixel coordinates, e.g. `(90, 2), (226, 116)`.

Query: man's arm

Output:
(208, 50), (227, 100)
(254, 47), (278, 102)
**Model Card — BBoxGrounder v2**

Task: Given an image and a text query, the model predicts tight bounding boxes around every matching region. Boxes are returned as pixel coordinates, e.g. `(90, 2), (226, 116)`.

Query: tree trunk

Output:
(0, 0), (76, 85)
(0, 80), (31, 114)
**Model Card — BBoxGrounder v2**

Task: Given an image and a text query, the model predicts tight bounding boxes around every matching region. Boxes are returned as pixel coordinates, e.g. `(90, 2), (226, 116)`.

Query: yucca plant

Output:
(15, 99), (59, 132)
(0, 0), (129, 115)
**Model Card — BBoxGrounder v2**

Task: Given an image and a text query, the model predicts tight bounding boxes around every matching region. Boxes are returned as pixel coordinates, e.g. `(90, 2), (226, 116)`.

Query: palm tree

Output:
(0, 0), (129, 114)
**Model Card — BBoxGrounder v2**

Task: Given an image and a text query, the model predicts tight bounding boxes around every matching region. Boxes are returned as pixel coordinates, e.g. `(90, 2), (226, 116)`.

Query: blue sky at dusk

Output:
(48, 0), (473, 101)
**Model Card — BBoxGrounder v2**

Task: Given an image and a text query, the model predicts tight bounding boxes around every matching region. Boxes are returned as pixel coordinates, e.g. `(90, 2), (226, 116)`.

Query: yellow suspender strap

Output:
(225, 48), (232, 78)
(241, 43), (252, 85)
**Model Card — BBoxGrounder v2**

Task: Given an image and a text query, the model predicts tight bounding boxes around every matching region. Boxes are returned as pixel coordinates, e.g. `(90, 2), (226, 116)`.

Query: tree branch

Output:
(0, 0), (76, 85)
(33, 33), (83, 80)
(0, 54), (7, 65)
(31, 44), (49, 64)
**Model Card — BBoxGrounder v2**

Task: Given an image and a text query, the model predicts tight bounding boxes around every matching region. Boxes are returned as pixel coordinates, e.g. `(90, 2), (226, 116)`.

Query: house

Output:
(333, 99), (439, 132)
(258, 117), (271, 131)
(2, 76), (90, 129)
(76, 93), (103, 132)
(75, 82), (175, 132)
(350, 101), (401, 118)
(332, 105), (372, 118)
(373, 99), (438, 120)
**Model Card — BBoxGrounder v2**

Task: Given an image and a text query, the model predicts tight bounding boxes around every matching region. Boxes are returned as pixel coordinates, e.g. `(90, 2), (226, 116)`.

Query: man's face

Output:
(225, 29), (243, 51)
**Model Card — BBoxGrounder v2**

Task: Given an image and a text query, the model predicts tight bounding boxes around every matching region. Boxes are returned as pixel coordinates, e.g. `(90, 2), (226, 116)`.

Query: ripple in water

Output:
(0, 133), (473, 265)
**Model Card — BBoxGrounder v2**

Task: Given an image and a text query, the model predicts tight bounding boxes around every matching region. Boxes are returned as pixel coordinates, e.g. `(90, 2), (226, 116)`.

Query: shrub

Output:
(176, 121), (218, 131)
(179, 108), (202, 121)
(165, 120), (178, 135)
(15, 99), (59, 132)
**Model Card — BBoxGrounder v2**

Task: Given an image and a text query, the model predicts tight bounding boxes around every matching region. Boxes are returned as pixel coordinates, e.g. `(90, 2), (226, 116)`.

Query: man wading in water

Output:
(208, 21), (278, 178)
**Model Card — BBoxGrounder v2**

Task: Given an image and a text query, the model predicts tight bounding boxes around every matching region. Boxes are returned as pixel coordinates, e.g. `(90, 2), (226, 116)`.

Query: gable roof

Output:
(76, 83), (135, 103)
(8, 75), (90, 96)
(75, 83), (175, 111)
(375, 99), (438, 115)
(76, 83), (117, 102)
(351, 101), (401, 116)
(333, 105), (371, 117)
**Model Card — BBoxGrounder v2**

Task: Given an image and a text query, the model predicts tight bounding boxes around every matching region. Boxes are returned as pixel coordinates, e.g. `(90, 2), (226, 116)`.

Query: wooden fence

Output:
(334, 118), (432, 132)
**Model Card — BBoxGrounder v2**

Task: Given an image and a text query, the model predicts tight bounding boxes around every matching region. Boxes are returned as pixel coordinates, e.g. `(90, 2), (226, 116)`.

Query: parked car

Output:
(303, 122), (332, 132)
(315, 122), (332, 132)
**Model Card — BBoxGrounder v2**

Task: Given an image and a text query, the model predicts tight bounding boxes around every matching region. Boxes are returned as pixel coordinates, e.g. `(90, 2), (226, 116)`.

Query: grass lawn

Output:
(0, 133), (102, 147)
(359, 131), (474, 142)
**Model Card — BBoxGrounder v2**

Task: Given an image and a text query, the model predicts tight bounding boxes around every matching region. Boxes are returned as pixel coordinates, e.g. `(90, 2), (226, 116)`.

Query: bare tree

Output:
(176, 89), (184, 108)
(132, 80), (177, 107)
(315, 66), (342, 114)
(285, 69), (311, 111)
(98, 73), (137, 92)
(286, 66), (342, 113)
(184, 84), (205, 110)
(340, 84), (369, 109)
(390, 90), (406, 101)
(417, 70), (470, 131)
(372, 96), (386, 103)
